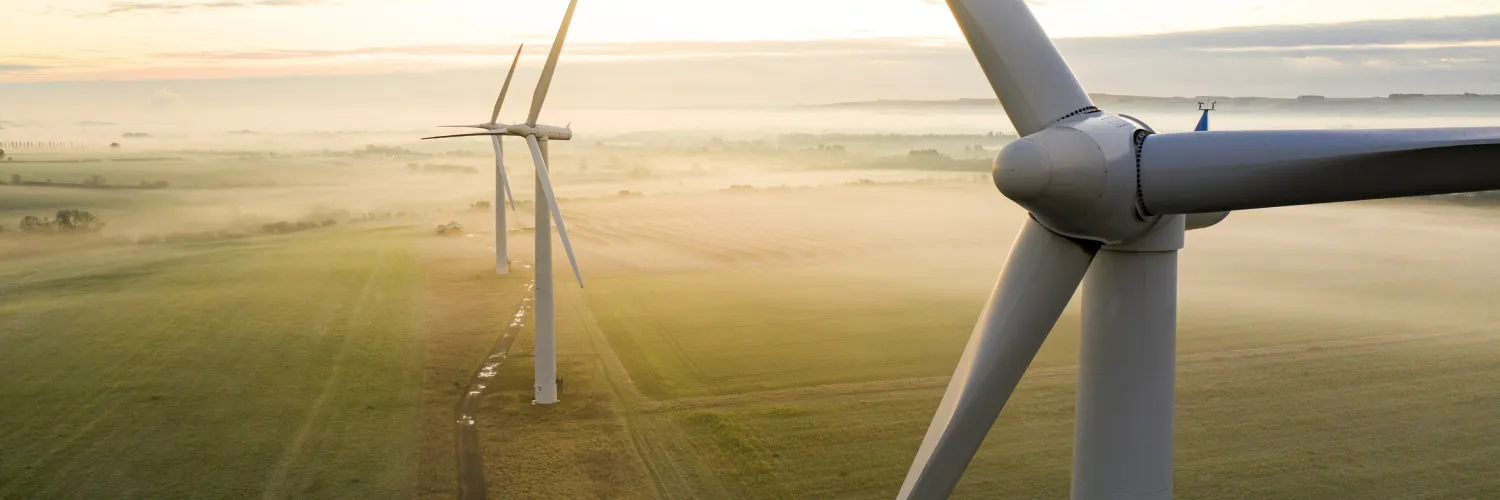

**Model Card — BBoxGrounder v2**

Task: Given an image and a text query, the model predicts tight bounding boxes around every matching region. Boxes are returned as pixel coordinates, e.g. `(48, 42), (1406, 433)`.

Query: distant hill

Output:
(810, 93), (1500, 115)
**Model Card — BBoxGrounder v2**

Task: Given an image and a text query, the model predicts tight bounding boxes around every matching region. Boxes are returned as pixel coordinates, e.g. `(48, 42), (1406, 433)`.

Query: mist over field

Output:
(4, 102), (1500, 500)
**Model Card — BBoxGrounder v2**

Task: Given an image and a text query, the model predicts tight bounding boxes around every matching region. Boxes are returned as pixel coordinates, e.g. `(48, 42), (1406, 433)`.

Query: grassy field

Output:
(471, 282), (658, 500)
(0, 220), (545, 500)
(0, 150), (663, 500)
(0, 227), (426, 499)
(543, 184), (1500, 499)
(7, 170), (1500, 500)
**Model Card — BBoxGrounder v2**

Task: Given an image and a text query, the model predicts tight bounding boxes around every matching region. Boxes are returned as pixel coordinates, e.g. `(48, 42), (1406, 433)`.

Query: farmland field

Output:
(497, 182), (1500, 499)
(0, 220), (536, 500)
(0, 227), (425, 499)
(6, 148), (1500, 500)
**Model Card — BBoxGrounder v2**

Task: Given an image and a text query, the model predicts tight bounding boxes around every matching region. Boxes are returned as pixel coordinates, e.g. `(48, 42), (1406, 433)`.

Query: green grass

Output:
(649, 329), (1500, 499)
(580, 237), (1500, 499)
(598, 280), (1500, 499)
(585, 265), (989, 399)
(0, 227), (427, 500)
(475, 284), (658, 500)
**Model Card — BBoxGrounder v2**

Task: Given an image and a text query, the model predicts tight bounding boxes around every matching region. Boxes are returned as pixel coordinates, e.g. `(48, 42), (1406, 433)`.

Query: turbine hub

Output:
(992, 138), (1051, 201)
(993, 114), (1162, 243)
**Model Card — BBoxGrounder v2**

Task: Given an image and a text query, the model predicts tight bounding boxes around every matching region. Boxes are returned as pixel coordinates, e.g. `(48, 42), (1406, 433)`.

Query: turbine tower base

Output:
(533, 141), (559, 405)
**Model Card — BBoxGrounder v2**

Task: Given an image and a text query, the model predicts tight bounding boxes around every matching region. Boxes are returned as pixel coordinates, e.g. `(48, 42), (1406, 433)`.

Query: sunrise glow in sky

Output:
(5, 0), (1500, 82)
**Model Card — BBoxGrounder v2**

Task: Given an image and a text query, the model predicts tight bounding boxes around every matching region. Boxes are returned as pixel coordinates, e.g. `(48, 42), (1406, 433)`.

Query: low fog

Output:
(6, 104), (1500, 500)
(5, 108), (1500, 318)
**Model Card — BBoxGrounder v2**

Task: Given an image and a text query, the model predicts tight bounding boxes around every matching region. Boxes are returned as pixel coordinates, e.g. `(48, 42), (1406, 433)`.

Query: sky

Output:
(2, 0), (1499, 130)
(5, 0), (1500, 81)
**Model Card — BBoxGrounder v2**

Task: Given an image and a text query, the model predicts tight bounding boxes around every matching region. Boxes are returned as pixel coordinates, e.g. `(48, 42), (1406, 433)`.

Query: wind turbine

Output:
(424, 0), (583, 405)
(439, 44), (525, 274)
(898, 1), (1500, 499)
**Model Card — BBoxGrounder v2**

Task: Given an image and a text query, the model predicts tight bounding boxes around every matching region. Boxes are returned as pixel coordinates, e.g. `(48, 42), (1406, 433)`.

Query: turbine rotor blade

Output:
(527, 0), (578, 127)
(422, 131), (507, 140)
(491, 44), (524, 125)
(492, 136), (516, 211)
(526, 135), (584, 288)
(947, 0), (1094, 136)
(897, 217), (1099, 499)
(1140, 127), (1500, 214)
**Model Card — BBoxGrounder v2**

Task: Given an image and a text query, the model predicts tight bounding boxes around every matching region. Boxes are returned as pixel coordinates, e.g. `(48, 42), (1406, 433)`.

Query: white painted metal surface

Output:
(947, 0), (1094, 136)
(527, 0), (577, 127)
(992, 114), (1155, 244)
(533, 142), (558, 405)
(1141, 128), (1500, 214)
(1073, 218), (1182, 500)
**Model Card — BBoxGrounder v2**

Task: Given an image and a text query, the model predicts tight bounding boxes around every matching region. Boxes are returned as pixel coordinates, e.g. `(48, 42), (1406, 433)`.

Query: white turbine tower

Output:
(440, 44), (524, 274)
(899, 1), (1500, 499)
(425, 0), (584, 405)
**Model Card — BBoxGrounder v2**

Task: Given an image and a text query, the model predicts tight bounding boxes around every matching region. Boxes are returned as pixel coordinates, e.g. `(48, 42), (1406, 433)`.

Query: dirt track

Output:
(455, 279), (534, 500)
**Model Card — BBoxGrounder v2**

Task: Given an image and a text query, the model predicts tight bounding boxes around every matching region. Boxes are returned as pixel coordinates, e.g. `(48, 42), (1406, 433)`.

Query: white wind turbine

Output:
(439, 44), (525, 274)
(425, 0), (584, 405)
(899, 1), (1500, 499)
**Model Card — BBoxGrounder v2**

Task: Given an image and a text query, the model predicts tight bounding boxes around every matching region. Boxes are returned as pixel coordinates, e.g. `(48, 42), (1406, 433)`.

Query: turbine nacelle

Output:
(994, 113), (1159, 244)
(509, 124), (573, 141)
(421, 124), (573, 142)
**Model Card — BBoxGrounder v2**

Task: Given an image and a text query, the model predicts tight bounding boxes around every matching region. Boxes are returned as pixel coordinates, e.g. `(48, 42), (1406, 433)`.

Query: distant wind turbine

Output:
(439, 44), (525, 274)
(424, 0), (583, 405)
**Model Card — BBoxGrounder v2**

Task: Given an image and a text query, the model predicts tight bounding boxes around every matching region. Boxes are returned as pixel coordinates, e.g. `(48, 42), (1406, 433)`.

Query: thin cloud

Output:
(19, 11), (1500, 101)
(0, 65), (46, 72)
(154, 38), (962, 62)
(1061, 14), (1500, 50)
(1047, 15), (1500, 96)
(1199, 40), (1500, 53)
(152, 14), (1500, 63)
(94, 0), (328, 15)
